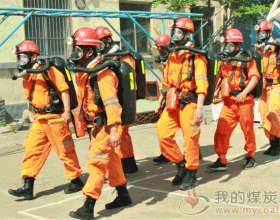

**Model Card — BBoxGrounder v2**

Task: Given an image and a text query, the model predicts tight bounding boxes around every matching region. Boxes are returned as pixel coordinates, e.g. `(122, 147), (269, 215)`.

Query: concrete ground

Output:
(0, 120), (279, 220)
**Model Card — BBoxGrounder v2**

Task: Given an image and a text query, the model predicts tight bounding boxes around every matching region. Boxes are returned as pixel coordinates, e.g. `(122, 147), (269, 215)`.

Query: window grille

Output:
(119, 3), (150, 53)
(23, 0), (68, 57)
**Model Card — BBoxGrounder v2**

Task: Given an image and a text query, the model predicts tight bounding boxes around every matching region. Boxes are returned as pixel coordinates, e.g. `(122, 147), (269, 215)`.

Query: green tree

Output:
(151, 0), (274, 23)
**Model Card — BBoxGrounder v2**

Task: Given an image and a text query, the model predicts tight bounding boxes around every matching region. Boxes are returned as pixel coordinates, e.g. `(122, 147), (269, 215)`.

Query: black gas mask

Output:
(100, 36), (114, 54)
(17, 53), (35, 71)
(256, 30), (271, 44)
(156, 48), (170, 63)
(171, 28), (190, 46)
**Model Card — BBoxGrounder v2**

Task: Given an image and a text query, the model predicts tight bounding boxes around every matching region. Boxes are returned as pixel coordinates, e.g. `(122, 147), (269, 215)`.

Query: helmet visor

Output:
(171, 28), (184, 42)
(69, 46), (84, 60)
(17, 53), (29, 66)
(74, 46), (84, 59)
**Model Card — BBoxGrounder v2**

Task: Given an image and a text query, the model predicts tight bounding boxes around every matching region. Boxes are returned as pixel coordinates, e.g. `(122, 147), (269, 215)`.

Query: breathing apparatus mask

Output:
(171, 28), (190, 46)
(256, 30), (271, 44)
(99, 36), (114, 54)
(222, 42), (241, 57)
(69, 46), (97, 66)
(17, 53), (36, 71)
(152, 44), (170, 63)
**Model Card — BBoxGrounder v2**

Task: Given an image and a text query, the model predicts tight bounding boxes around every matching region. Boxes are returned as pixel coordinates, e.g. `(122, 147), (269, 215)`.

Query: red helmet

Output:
(156, 34), (171, 49)
(172, 17), (194, 33)
(96, 26), (113, 40)
(72, 27), (100, 46)
(225, 29), (243, 43)
(258, 20), (272, 31)
(16, 40), (40, 55)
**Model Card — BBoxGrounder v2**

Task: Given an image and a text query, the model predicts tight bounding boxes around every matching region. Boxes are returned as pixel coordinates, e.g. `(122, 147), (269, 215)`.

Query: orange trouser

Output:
(214, 98), (256, 162)
(156, 103), (200, 170)
(83, 125), (127, 200)
(22, 118), (82, 180)
(259, 85), (280, 139)
(115, 125), (134, 159)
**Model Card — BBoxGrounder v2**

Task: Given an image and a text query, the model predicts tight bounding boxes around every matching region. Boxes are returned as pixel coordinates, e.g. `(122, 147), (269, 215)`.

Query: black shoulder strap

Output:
(42, 71), (59, 94)
(187, 52), (195, 80)
(228, 61), (239, 84)
(30, 74), (37, 103)
(239, 63), (245, 90)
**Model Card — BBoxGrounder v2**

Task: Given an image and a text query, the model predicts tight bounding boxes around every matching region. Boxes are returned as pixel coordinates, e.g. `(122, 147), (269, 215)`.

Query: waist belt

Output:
(32, 105), (61, 114)
(230, 90), (253, 96)
(266, 78), (280, 87)
(179, 90), (197, 109)
(86, 112), (108, 137)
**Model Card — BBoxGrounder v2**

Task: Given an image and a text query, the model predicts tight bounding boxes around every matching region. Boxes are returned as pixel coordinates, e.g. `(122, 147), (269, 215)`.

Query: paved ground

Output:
(0, 120), (279, 220)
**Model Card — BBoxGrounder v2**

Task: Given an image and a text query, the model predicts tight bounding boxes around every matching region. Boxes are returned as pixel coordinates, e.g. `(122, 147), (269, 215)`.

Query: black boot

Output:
(105, 184), (132, 209)
(65, 177), (84, 194)
(179, 169), (199, 191)
(153, 154), (170, 164)
(8, 177), (34, 200)
(121, 158), (130, 175)
(121, 157), (139, 175)
(264, 139), (277, 155)
(172, 160), (186, 185)
(271, 138), (280, 156)
(69, 196), (96, 219)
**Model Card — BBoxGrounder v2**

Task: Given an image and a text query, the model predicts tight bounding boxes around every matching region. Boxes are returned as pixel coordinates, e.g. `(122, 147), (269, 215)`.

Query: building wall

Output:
(0, 0), (225, 107)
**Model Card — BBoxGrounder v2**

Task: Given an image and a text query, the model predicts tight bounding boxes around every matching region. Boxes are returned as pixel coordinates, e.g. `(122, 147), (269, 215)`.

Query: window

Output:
(191, 7), (214, 49)
(23, 0), (68, 57)
(119, 3), (150, 53)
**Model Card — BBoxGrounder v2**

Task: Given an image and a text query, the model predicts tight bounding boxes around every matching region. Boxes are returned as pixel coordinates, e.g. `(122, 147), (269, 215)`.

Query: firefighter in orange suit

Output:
(68, 27), (131, 220)
(154, 17), (208, 191)
(8, 40), (83, 200)
(96, 26), (138, 175)
(255, 20), (280, 156)
(153, 34), (171, 164)
(207, 29), (260, 171)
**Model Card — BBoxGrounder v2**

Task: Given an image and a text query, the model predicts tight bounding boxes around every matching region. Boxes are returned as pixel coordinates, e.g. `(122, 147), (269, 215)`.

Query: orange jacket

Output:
(258, 45), (280, 82)
(75, 57), (122, 126)
(162, 49), (209, 97)
(23, 65), (69, 110)
(219, 58), (260, 91)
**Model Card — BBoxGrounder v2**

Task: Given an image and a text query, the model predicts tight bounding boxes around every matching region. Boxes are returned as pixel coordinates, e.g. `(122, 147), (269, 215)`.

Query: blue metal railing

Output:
(0, 7), (204, 81)
(0, 12), (33, 47)
(203, 16), (235, 50)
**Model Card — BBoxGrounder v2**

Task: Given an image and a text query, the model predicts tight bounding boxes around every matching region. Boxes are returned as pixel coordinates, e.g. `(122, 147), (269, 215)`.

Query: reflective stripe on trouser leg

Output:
(22, 120), (52, 178)
(180, 103), (200, 170)
(44, 120), (82, 180)
(83, 126), (127, 200)
(156, 108), (184, 163)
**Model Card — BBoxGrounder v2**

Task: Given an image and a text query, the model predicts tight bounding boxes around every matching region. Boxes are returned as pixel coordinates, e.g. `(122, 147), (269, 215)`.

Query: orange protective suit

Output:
(22, 66), (82, 180)
(214, 58), (260, 163)
(258, 45), (280, 139)
(157, 48), (208, 170)
(75, 57), (127, 200)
